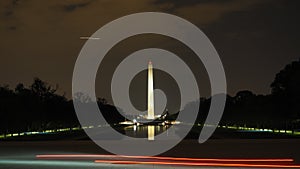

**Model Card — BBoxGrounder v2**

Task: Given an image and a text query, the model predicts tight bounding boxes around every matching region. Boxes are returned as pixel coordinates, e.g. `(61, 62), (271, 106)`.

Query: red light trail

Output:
(36, 154), (293, 162)
(36, 154), (300, 168)
(94, 159), (300, 168)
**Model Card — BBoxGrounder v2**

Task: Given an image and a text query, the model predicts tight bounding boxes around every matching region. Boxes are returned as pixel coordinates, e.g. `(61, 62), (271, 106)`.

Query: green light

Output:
(72, 127), (81, 130)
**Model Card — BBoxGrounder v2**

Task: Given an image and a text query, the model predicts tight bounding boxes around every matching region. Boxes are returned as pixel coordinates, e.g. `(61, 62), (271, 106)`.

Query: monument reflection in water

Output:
(122, 125), (173, 139)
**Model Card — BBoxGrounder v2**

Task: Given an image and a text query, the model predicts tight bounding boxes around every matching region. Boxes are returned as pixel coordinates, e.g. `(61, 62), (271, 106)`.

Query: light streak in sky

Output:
(79, 37), (100, 40)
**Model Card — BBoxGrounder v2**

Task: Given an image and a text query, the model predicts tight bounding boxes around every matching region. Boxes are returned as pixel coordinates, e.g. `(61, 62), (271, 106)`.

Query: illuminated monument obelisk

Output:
(147, 61), (155, 141)
(147, 60), (155, 120)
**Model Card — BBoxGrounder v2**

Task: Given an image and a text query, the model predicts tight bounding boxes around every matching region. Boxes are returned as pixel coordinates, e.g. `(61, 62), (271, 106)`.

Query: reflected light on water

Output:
(148, 126), (155, 141)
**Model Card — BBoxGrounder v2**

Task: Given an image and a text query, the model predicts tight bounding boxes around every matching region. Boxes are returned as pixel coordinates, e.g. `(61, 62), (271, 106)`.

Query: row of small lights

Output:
(217, 125), (300, 135)
(0, 124), (110, 139)
(1, 123), (299, 139)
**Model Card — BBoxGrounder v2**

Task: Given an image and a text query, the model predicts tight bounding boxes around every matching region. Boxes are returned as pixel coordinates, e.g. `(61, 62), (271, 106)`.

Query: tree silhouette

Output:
(271, 58), (300, 97)
(0, 78), (80, 135)
(0, 85), (14, 135)
(1, 58), (300, 138)
(271, 58), (300, 121)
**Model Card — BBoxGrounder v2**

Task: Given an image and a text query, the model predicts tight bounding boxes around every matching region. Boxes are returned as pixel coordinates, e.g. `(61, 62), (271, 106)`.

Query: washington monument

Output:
(147, 60), (155, 120)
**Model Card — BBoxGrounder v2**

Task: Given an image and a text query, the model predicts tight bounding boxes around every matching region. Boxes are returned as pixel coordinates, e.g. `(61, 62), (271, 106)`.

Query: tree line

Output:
(0, 78), (123, 135)
(0, 58), (299, 135)
(197, 58), (300, 130)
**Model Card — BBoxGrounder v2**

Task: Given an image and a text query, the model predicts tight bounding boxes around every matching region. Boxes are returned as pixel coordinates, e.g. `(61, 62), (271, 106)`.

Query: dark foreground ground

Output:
(0, 139), (300, 169)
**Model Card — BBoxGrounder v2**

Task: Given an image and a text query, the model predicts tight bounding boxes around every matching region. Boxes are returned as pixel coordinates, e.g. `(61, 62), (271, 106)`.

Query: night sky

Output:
(1, 0), (300, 103)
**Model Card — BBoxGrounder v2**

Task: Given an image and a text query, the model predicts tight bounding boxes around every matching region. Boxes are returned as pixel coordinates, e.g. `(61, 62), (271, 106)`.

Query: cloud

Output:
(0, 0), (159, 95)
(154, 0), (235, 9)
(8, 26), (16, 30)
(0, 0), (297, 98)
(171, 0), (269, 26)
(62, 0), (92, 12)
